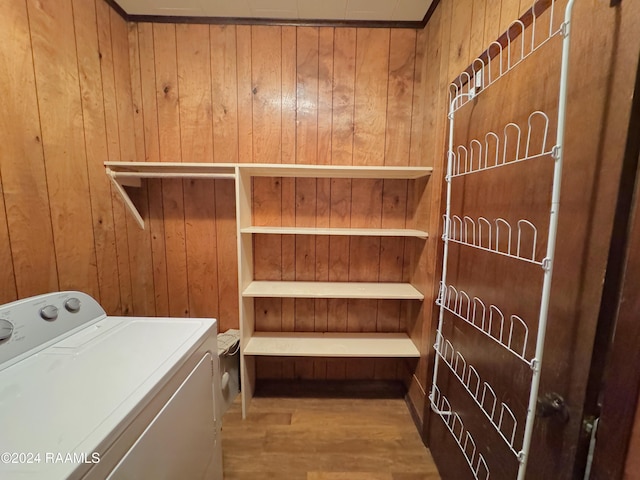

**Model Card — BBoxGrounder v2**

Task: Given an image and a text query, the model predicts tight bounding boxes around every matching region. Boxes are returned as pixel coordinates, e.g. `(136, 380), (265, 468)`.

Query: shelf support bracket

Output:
(107, 169), (145, 229)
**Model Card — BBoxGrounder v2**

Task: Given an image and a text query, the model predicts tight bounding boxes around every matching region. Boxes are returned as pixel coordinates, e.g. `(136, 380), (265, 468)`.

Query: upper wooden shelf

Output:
(106, 161), (432, 179)
(105, 161), (433, 229)
(242, 281), (424, 300)
(239, 163), (433, 179)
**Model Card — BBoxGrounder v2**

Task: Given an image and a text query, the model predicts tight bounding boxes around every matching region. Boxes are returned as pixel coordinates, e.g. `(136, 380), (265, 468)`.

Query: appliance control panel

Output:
(0, 291), (106, 370)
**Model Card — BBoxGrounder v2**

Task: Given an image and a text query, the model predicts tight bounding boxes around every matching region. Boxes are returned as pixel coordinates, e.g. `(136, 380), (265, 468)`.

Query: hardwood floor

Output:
(221, 395), (441, 480)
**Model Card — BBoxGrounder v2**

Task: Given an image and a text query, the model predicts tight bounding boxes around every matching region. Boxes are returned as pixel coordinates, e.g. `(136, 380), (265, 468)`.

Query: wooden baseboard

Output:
(405, 374), (427, 440)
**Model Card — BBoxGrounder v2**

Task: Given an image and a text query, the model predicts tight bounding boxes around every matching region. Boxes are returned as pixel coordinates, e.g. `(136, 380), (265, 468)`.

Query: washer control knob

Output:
(64, 298), (81, 313)
(0, 319), (13, 341)
(40, 305), (59, 321)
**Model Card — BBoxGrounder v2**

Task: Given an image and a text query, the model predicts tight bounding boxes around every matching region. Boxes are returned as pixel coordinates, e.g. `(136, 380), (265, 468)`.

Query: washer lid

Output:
(0, 316), (216, 479)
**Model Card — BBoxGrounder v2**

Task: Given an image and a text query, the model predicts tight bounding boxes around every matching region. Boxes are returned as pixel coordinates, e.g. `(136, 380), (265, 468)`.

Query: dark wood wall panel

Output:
(422, 0), (640, 479)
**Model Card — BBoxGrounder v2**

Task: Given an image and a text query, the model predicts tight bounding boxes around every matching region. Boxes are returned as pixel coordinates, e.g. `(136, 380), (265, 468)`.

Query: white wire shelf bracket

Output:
(443, 214), (545, 266)
(429, 385), (490, 480)
(434, 332), (522, 457)
(448, 111), (554, 178)
(436, 281), (533, 366)
(449, 0), (563, 114)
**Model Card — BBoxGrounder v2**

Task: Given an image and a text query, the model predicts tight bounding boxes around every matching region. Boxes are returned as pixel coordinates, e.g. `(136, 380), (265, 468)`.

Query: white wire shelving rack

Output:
(431, 384), (490, 480)
(436, 282), (532, 365)
(429, 0), (577, 479)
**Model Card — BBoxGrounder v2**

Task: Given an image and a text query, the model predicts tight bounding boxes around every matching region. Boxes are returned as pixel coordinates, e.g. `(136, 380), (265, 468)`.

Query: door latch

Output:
(537, 392), (570, 423)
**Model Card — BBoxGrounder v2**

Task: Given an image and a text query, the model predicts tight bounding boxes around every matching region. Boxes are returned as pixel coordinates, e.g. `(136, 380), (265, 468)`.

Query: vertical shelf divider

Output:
(235, 166), (255, 419)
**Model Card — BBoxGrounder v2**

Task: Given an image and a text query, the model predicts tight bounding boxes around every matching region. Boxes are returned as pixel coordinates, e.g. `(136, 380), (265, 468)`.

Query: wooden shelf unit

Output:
(104, 161), (432, 417)
(105, 162), (432, 229)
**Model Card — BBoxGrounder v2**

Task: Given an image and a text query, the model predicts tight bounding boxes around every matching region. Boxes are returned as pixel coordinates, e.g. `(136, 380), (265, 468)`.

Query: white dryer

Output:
(0, 291), (223, 480)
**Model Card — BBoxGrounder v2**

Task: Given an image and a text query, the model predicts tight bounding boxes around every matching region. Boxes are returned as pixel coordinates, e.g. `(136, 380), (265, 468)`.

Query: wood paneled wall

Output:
(0, 0), (432, 393)
(126, 22), (431, 382)
(405, 0), (543, 428)
(0, 0), (154, 316)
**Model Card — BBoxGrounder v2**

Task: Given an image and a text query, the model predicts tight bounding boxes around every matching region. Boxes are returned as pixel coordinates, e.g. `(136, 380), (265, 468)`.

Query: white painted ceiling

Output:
(114, 0), (434, 22)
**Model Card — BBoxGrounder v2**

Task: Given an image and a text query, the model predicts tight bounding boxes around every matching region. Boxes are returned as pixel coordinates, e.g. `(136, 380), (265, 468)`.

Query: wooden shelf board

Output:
(105, 161), (236, 178)
(240, 163), (432, 179)
(241, 226), (428, 238)
(105, 162), (432, 180)
(244, 332), (420, 357)
(242, 281), (424, 300)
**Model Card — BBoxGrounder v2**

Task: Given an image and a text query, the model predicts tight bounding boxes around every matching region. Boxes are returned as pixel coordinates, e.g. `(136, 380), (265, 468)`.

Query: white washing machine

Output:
(0, 291), (223, 480)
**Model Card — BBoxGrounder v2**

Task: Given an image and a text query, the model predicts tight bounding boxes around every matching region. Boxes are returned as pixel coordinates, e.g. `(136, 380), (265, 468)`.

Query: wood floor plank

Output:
(222, 396), (440, 480)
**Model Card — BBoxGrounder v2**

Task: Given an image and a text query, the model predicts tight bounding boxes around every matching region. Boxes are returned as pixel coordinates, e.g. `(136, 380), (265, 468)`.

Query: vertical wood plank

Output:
(127, 22), (157, 316)
(252, 26), (282, 164)
(96, 0), (132, 314)
(281, 26), (297, 166)
(251, 25), (283, 364)
(71, 0), (121, 313)
(296, 27), (319, 166)
(499, 0), (522, 34)
(111, 10), (155, 316)
(380, 29), (415, 363)
(128, 24), (146, 168)
(236, 26), (253, 163)
(28, 0), (99, 298)
(183, 178), (219, 317)
(349, 180), (382, 277)
(385, 29), (416, 167)
(327, 29), (356, 377)
(137, 22), (170, 316)
(210, 25), (241, 331)
(295, 27), (319, 337)
(353, 28), (390, 166)
(331, 28), (356, 166)
(176, 24), (220, 318)
(211, 25), (239, 164)
(409, 27), (427, 167)
(349, 27), (389, 381)
(448, 0), (474, 79)
(484, 0), (503, 46)
(215, 179), (239, 332)
(0, 0), (58, 298)
(280, 27), (297, 379)
(314, 27), (334, 379)
(176, 25), (214, 164)
(349, 28), (389, 362)
(470, 0), (488, 60)
(153, 23), (189, 317)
